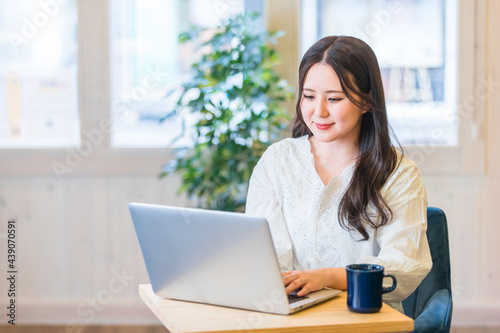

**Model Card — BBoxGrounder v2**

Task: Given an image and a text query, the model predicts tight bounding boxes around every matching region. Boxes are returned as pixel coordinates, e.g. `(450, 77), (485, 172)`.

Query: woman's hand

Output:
(281, 269), (327, 297)
(282, 268), (347, 297)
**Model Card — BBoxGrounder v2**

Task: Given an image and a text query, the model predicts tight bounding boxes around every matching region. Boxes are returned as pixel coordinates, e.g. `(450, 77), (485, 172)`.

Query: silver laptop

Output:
(129, 202), (341, 315)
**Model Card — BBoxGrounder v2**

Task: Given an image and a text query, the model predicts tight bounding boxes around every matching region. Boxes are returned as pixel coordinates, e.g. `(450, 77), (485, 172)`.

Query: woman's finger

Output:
(282, 272), (299, 286)
(296, 285), (309, 297)
(284, 276), (305, 294)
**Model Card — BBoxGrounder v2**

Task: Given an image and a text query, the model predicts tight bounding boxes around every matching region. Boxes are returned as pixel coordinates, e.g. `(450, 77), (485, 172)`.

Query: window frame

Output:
(0, 0), (171, 176)
(0, 0), (486, 176)
(404, 0), (486, 174)
(278, 0), (486, 175)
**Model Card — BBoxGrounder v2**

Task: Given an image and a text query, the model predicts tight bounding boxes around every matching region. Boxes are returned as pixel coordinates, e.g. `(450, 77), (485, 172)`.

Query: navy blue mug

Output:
(346, 264), (397, 313)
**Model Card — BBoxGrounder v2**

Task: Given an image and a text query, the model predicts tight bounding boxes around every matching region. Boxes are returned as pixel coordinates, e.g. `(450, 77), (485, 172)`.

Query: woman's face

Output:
(300, 63), (367, 146)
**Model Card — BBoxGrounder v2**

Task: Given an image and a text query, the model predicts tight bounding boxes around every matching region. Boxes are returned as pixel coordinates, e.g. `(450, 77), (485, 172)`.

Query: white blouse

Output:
(245, 136), (432, 308)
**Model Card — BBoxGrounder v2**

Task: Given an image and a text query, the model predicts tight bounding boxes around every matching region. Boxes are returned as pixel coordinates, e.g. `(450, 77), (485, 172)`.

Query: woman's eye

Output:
(329, 98), (342, 102)
(304, 95), (314, 100)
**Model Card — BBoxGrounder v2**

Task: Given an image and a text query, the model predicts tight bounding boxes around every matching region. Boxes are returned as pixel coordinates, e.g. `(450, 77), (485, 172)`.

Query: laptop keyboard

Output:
(288, 293), (309, 304)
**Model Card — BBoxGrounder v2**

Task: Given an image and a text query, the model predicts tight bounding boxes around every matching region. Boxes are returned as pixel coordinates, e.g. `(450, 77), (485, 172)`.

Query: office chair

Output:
(402, 207), (453, 333)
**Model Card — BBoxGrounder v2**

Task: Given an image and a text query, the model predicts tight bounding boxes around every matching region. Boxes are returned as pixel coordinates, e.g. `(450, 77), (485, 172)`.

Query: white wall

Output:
(0, 174), (189, 325)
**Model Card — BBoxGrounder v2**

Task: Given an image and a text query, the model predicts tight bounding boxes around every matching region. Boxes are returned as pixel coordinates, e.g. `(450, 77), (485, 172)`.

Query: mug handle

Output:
(382, 274), (397, 294)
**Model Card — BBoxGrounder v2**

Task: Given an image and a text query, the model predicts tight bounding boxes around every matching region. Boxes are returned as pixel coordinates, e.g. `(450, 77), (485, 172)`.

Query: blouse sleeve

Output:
(356, 157), (433, 303)
(245, 147), (294, 271)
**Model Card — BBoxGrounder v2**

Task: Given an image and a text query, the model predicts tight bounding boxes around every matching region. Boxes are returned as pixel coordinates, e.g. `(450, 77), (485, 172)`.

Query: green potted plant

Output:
(160, 12), (293, 212)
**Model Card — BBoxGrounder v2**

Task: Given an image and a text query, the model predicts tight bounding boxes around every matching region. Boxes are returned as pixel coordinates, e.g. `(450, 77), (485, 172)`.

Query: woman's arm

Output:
(246, 147), (294, 271)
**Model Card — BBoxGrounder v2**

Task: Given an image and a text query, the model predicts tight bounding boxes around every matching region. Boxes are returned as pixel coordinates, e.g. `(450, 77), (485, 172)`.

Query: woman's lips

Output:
(315, 123), (334, 130)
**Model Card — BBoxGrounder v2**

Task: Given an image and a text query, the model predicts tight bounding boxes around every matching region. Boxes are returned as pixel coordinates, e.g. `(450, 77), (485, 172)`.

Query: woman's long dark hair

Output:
(292, 36), (401, 241)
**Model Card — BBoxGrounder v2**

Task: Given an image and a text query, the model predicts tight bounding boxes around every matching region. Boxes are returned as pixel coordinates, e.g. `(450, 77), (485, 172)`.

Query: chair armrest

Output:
(413, 289), (453, 333)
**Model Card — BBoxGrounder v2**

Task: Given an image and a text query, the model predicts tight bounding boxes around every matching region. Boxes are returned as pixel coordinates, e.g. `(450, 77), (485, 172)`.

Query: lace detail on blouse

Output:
(270, 137), (359, 270)
(245, 135), (433, 303)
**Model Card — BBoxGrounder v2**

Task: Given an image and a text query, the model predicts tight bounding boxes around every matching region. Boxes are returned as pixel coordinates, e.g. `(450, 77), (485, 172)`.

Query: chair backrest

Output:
(402, 207), (452, 322)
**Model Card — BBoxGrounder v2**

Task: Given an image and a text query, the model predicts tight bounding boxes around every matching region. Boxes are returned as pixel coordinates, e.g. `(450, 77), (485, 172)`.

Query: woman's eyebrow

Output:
(303, 88), (344, 93)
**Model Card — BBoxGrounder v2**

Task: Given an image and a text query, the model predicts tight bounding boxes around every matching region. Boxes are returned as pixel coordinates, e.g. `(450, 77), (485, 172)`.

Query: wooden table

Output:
(139, 284), (413, 333)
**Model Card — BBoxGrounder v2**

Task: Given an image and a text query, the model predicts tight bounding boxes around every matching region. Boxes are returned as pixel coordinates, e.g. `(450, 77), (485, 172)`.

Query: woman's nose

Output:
(314, 100), (329, 118)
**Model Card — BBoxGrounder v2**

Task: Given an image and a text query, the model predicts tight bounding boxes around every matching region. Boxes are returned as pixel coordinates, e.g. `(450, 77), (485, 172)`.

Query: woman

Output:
(245, 36), (432, 312)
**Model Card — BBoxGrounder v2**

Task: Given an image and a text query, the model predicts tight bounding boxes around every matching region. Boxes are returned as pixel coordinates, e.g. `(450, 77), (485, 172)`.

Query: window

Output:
(0, 0), (79, 148)
(0, 0), (484, 176)
(109, 0), (245, 147)
(301, 0), (457, 146)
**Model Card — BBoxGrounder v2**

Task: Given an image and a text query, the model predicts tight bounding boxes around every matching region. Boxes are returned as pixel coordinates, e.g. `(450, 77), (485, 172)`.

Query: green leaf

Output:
(178, 32), (192, 43)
